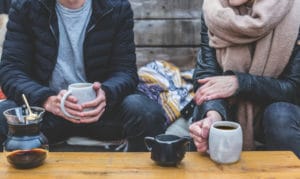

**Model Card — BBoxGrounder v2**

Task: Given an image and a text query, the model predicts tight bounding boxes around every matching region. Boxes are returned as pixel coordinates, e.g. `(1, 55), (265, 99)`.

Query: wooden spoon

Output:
(22, 94), (38, 120)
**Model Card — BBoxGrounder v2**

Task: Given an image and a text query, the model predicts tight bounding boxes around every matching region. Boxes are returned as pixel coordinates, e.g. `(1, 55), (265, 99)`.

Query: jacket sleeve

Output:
(192, 13), (228, 121)
(231, 29), (300, 104)
(0, 0), (56, 106)
(0, 0), (11, 14)
(101, 0), (138, 110)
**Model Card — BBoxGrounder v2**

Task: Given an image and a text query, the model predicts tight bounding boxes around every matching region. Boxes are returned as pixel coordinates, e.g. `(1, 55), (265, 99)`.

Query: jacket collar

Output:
(38, 0), (114, 15)
(38, 0), (55, 12)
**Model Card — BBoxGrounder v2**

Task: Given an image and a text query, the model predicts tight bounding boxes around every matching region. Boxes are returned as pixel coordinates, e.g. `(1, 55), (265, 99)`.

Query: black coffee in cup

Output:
(215, 125), (237, 130)
(6, 148), (47, 169)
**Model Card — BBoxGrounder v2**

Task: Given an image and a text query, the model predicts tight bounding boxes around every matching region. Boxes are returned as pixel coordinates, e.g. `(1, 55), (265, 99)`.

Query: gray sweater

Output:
(49, 0), (92, 92)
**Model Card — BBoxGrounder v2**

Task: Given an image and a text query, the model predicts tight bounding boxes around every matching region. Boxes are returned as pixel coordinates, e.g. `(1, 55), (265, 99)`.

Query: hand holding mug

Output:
(79, 82), (106, 123)
(190, 111), (243, 164)
(43, 91), (81, 124)
(189, 110), (222, 152)
(60, 83), (96, 120)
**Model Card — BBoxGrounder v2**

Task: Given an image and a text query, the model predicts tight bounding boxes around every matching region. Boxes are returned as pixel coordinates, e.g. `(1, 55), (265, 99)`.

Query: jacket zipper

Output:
(39, 0), (59, 81)
(39, 1), (58, 44)
(83, 8), (114, 64)
(86, 8), (114, 35)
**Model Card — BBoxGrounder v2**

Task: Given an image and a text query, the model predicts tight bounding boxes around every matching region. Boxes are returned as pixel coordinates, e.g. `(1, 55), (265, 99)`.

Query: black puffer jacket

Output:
(193, 14), (300, 121)
(0, 0), (11, 14)
(0, 0), (137, 109)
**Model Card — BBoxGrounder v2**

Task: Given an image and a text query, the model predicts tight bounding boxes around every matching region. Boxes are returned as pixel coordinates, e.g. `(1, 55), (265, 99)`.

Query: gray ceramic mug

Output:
(60, 83), (96, 119)
(209, 121), (243, 164)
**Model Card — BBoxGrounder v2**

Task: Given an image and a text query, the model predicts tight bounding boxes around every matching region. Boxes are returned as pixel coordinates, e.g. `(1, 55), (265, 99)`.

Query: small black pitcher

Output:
(144, 134), (190, 166)
(3, 106), (48, 169)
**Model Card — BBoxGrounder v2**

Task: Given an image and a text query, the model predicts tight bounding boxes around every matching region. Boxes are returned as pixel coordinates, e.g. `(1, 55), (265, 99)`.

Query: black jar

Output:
(144, 134), (191, 166)
(3, 106), (48, 169)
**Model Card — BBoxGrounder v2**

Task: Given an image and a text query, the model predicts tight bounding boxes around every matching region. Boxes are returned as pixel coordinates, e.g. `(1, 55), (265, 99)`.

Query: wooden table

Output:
(0, 152), (299, 178)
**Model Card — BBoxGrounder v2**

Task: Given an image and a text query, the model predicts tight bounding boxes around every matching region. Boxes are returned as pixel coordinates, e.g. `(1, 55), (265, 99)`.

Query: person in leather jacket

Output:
(190, 0), (300, 157)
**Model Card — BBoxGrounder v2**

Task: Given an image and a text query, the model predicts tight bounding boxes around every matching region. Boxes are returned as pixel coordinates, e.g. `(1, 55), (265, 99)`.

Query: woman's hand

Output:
(79, 82), (106, 124)
(194, 75), (238, 105)
(189, 110), (222, 152)
(43, 90), (82, 124)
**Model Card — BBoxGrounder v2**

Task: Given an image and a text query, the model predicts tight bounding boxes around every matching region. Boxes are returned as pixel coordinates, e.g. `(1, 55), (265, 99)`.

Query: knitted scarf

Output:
(203, 0), (300, 150)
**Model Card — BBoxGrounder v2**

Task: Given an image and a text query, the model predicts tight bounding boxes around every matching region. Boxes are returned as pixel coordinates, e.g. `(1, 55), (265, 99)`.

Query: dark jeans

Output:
(263, 102), (300, 158)
(0, 94), (166, 152)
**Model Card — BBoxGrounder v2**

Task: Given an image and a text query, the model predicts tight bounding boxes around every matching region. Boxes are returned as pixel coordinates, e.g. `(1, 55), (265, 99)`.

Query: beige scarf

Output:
(203, 0), (300, 150)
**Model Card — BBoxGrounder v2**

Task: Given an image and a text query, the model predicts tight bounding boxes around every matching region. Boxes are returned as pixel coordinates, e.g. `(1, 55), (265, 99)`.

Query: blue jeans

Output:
(0, 93), (166, 151)
(263, 102), (300, 158)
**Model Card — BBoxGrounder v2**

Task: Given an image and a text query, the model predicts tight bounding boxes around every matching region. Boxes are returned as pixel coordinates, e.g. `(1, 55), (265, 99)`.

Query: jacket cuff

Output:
(32, 89), (57, 107)
(224, 70), (252, 96)
(193, 99), (228, 122)
(101, 85), (115, 111)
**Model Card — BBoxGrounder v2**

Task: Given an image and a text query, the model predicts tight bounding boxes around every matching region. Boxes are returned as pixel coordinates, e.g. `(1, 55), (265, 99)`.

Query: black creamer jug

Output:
(3, 106), (48, 169)
(144, 134), (190, 166)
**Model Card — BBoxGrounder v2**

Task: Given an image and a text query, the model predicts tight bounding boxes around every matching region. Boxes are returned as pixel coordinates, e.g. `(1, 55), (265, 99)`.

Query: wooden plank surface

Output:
(134, 19), (201, 46)
(0, 152), (299, 178)
(129, 0), (203, 19)
(131, 0), (202, 69)
(136, 47), (198, 70)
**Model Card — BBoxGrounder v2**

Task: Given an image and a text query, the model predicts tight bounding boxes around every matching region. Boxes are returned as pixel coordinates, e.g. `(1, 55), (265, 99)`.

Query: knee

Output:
(0, 100), (17, 142)
(0, 100), (18, 123)
(121, 94), (166, 135)
(121, 94), (145, 115)
(122, 94), (165, 123)
(263, 102), (298, 129)
(263, 102), (300, 143)
(0, 100), (17, 112)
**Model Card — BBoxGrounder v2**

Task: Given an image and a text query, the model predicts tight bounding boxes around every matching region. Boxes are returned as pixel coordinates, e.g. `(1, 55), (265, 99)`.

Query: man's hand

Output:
(194, 76), (238, 105)
(189, 110), (222, 152)
(43, 90), (82, 124)
(79, 82), (106, 124)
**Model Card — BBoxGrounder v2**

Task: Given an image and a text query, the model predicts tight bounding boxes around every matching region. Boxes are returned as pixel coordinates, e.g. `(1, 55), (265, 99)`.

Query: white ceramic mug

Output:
(60, 83), (96, 119)
(209, 121), (243, 164)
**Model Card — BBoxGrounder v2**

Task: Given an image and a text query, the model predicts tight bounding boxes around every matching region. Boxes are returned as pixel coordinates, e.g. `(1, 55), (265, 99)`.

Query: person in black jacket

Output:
(0, 0), (166, 151)
(0, 0), (11, 14)
(189, 0), (300, 157)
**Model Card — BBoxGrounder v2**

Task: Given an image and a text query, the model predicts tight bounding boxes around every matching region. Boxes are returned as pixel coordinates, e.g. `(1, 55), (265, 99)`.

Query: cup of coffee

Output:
(6, 148), (48, 169)
(60, 83), (96, 119)
(209, 121), (243, 164)
(144, 134), (191, 166)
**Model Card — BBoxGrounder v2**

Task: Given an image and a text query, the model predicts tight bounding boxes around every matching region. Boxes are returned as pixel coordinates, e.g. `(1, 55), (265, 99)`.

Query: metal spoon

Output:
(22, 94), (38, 120)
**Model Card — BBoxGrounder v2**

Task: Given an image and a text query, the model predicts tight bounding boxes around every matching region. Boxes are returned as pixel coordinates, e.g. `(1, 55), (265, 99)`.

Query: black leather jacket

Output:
(193, 14), (300, 121)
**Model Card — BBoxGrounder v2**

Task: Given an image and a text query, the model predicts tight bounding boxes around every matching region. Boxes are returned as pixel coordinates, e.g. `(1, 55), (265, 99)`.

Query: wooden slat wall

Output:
(129, 0), (203, 70)
(130, 0), (202, 19)
(134, 20), (201, 46)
